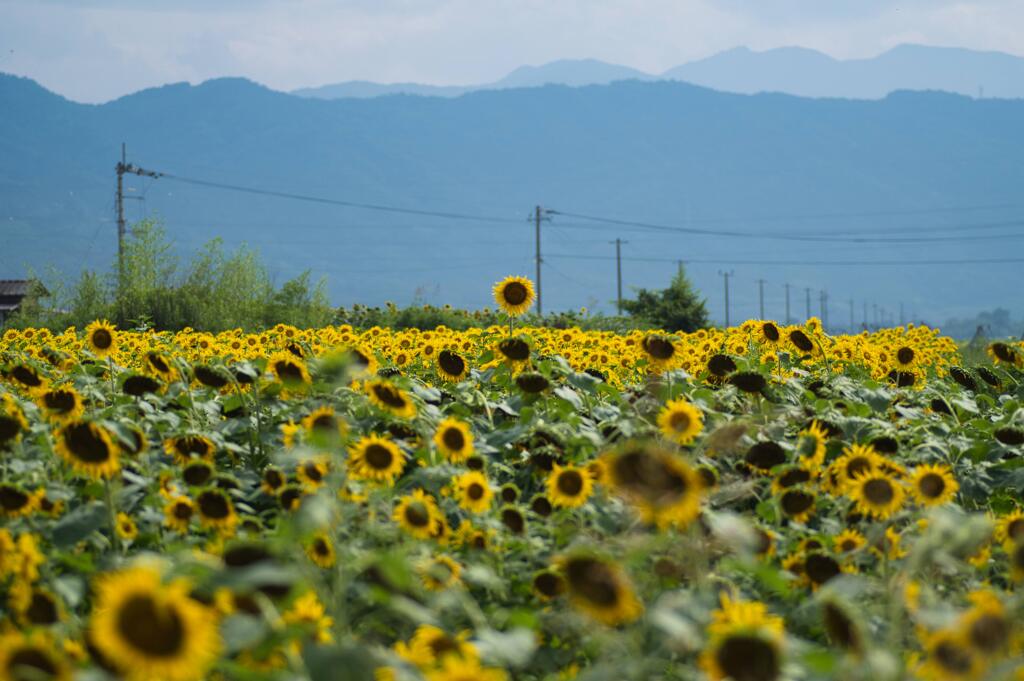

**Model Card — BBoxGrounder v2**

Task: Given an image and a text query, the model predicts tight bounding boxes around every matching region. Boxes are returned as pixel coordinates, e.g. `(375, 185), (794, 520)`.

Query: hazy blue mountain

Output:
(295, 45), (1024, 100)
(294, 58), (652, 99)
(666, 44), (1024, 99)
(2, 72), (1023, 330)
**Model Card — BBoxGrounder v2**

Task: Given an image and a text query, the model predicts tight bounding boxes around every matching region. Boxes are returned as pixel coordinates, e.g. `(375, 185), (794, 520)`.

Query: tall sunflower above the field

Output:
(85, 320), (118, 357)
(89, 563), (222, 681)
(492, 276), (535, 317)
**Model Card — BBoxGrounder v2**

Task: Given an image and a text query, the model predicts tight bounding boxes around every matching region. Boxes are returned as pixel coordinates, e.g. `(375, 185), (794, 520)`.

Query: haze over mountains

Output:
(294, 44), (1024, 100)
(1, 48), (1023, 329)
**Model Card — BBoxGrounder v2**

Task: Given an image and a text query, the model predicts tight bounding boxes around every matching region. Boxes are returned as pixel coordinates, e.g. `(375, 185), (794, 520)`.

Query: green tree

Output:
(620, 268), (710, 332)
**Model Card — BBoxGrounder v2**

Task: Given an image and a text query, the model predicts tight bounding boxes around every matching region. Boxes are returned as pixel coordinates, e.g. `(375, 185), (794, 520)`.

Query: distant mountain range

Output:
(1, 72), (1023, 328)
(294, 44), (1024, 100)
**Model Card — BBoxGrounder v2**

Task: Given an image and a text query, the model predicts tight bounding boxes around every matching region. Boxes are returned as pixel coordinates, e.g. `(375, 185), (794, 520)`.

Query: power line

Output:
(543, 253), (1024, 267)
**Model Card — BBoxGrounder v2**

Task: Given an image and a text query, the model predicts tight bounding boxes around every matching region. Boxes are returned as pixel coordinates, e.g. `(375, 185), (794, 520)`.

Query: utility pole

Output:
(872, 303), (879, 328)
(719, 270), (734, 327)
(115, 144), (161, 306)
(530, 206), (551, 315)
(805, 287), (811, 321)
(611, 238), (628, 314)
(756, 278), (766, 319)
(819, 290), (828, 331)
(899, 302), (905, 326)
(863, 301), (868, 329)
(849, 298), (854, 333)
(784, 283), (791, 325)
(677, 260), (684, 278)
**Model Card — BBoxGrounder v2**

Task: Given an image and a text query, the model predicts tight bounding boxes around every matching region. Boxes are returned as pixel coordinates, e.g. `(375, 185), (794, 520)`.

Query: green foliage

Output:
(335, 303), (643, 332)
(620, 267), (710, 332)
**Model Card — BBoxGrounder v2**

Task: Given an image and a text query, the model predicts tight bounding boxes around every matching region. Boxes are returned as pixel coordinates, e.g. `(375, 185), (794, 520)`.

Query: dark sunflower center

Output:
(762, 323), (780, 342)
(198, 491), (230, 519)
(534, 572), (563, 597)
(8, 647), (59, 678)
(116, 594), (186, 657)
(173, 503), (193, 520)
(498, 338), (531, 361)
(1007, 518), (1024, 541)
(566, 558), (620, 607)
(668, 410), (691, 432)
(502, 282), (529, 305)
(313, 538), (330, 556)
(845, 457), (872, 479)
(863, 478), (895, 505)
(777, 468), (811, 488)
(147, 353), (171, 374)
(372, 385), (408, 409)
(557, 470), (585, 496)
(11, 365), (43, 387)
(26, 592), (59, 625)
(194, 366), (228, 388)
(183, 463), (212, 486)
(303, 463), (324, 482)
(516, 373), (550, 392)
(91, 329), (113, 350)
(44, 390), (76, 412)
(781, 490), (814, 515)
(934, 640), (974, 674)
(707, 354), (737, 376)
(918, 473), (945, 498)
(438, 351), (466, 376)
(897, 347), (915, 365)
(789, 329), (814, 352)
(364, 444), (394, 470)
(311, 415), (336, 432)
(804, 553), (841, 585)
(65, 423), (112, 463)
(264, 470), (284, 489)
(531, 496), (553, 516)
(426, 636), (459, 658)
(467, 483), (485, 500)
(745, 442), (786, 471)
(0, 416), (21, 443)
(273, 360), (304, 383)
(0, 485), (30, 511)
(969, 613), (1008, 653)
(730, 372), (767, 393)
(404, 502), (431, 527)
(175, 436), (212, 458)
(501, 508), (525, 534)
(991, 342), (1016, 362)
(123, 375), (161, 396)
(716, 634), (780, 681)
(643, 335), (675, 360)
(441, 427), (466, 452)
(823, 602), (860, 651)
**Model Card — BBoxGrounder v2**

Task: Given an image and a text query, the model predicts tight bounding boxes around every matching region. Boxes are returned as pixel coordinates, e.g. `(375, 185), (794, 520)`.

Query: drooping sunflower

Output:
(821, 597), (864, 655)
(437, 350), (470, 382)
(909, 463), (959, 507)
(453, 470), (493, 513)
(640, 333), (678, 370)
(7, 363), (48, 393)
(192, 364), (230, 389)
(37, 387), (84, 423)
(558, 553), (643, 626)
(365, 379), (417, 419)
(301, 406), (347, 445)
(0, 483), (40, 518)
(433, 418), (474, 464)
(419, 555), (462, 591)
(163, 434), (216, 464)
(605, 443), (704, 529)
(0, 630), (70, 681)
(196, 487), (238, 534)
(89, 564), (221, 681)
(987, 341), (1021, 367)
(305, 531), (336, 569)
(348, 434), (405, 484)
(846, 471), (905, 520)
(796, 420), (829, 468)
(492, 276), (535, 317)
(496, 337), (531, 365)
(163, 496), (194, 534)
(756, 321), (783, 348)
(144, 351), (176, 380)
(54, 421), (120, 479)
(393, 489), (441, 540)
(917, 629), (981, 681)
(0, 393), (29, 448)
(778, 488), (816, 523)
(545, 464), (593, 509)
(656, 398), (704, 446)
(122, 374), (163, 397)
(701, 592), (785, 681)
(85, 320), (118, 357)
(268, 351), (311, 388)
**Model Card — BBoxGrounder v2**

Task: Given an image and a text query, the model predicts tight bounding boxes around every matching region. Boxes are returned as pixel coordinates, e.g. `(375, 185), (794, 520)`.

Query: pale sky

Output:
(1, 0), (1022, 103)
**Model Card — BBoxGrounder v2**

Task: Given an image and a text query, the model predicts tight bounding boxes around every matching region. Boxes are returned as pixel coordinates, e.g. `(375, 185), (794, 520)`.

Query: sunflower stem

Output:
(104, 477), (122, 554)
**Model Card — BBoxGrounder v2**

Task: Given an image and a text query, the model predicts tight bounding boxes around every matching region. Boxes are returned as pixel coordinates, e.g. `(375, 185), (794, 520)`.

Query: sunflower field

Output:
(1, 277), (1024, 681)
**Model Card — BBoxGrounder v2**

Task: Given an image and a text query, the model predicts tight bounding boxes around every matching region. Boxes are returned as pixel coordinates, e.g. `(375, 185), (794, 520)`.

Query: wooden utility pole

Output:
(114, 145), (161, 305)
(805, 287), (811, 321)
(611, 238), (628, 314)
(756, 278), (766, 319)
(719, 270), (734, 327)
(784, 283), (791, 324)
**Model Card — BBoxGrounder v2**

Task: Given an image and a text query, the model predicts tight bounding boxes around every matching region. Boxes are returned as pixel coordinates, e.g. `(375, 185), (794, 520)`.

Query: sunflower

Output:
(492, 276), (535, 316)
(995, 509), (1024, 546)
(7, 363), (47, 393)
(425, 657), (507, 681)
(268, 351), (311, 387)
(437, 350), (470, 382)
(832, 529), (866, 554)
(0, 631), (70, 681)
(0, 483), (39, 518)
(85, 320), (118, 357)
(987, 341), (1021, 367)
(301, 406), (347, 445)
(305, 532), (336, 569)
(701, 592), (785, 681)
(546, 464), (593, 509)
(144, 351), (176, 380)
(348, 434), (405, 484)
(296, 457), (330, 490)
(917, 629), (981, 681)
(558, 553), (643, 626)
(496, 337), (531, 364)
(192, 364), (230, 389)
(959, 590), (1010, 656)
(365, 380), (417, 419)
(830, 443), (883, 490)
(434, 418), (474, 464)
(532, 569), (566, 601)
(90, 565), (221, 681)
(163, 434), (216, 464)
(453, 471), (493, 513)
(10, 584), (64, 627)
(846, 471), (905, 520)
(640, 333), (678, 369)
(163, 496), (194, 534)
(54, 421), (120, 479)
(778, 488), (816, 523)
(756, 321), (783, 348)
(420, 555), (462, 591)
(37, 387), (84, 423)
(656, 398), (704, 446)
(115, 512), (138, 541)
(260, 467), (286, 496)
(0, 394), (28, 448)
(605, 443), (703, 529)
(515, 371), (550, 393)
(909, 463), (959, 507)
(394, 489), (441, 540)
(500, 505), (527, 535)
(821, 597), (863, 655)
(122, 374), (163, 397)
(796, 420), (829, 468)
(196, 487), (238, 534)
